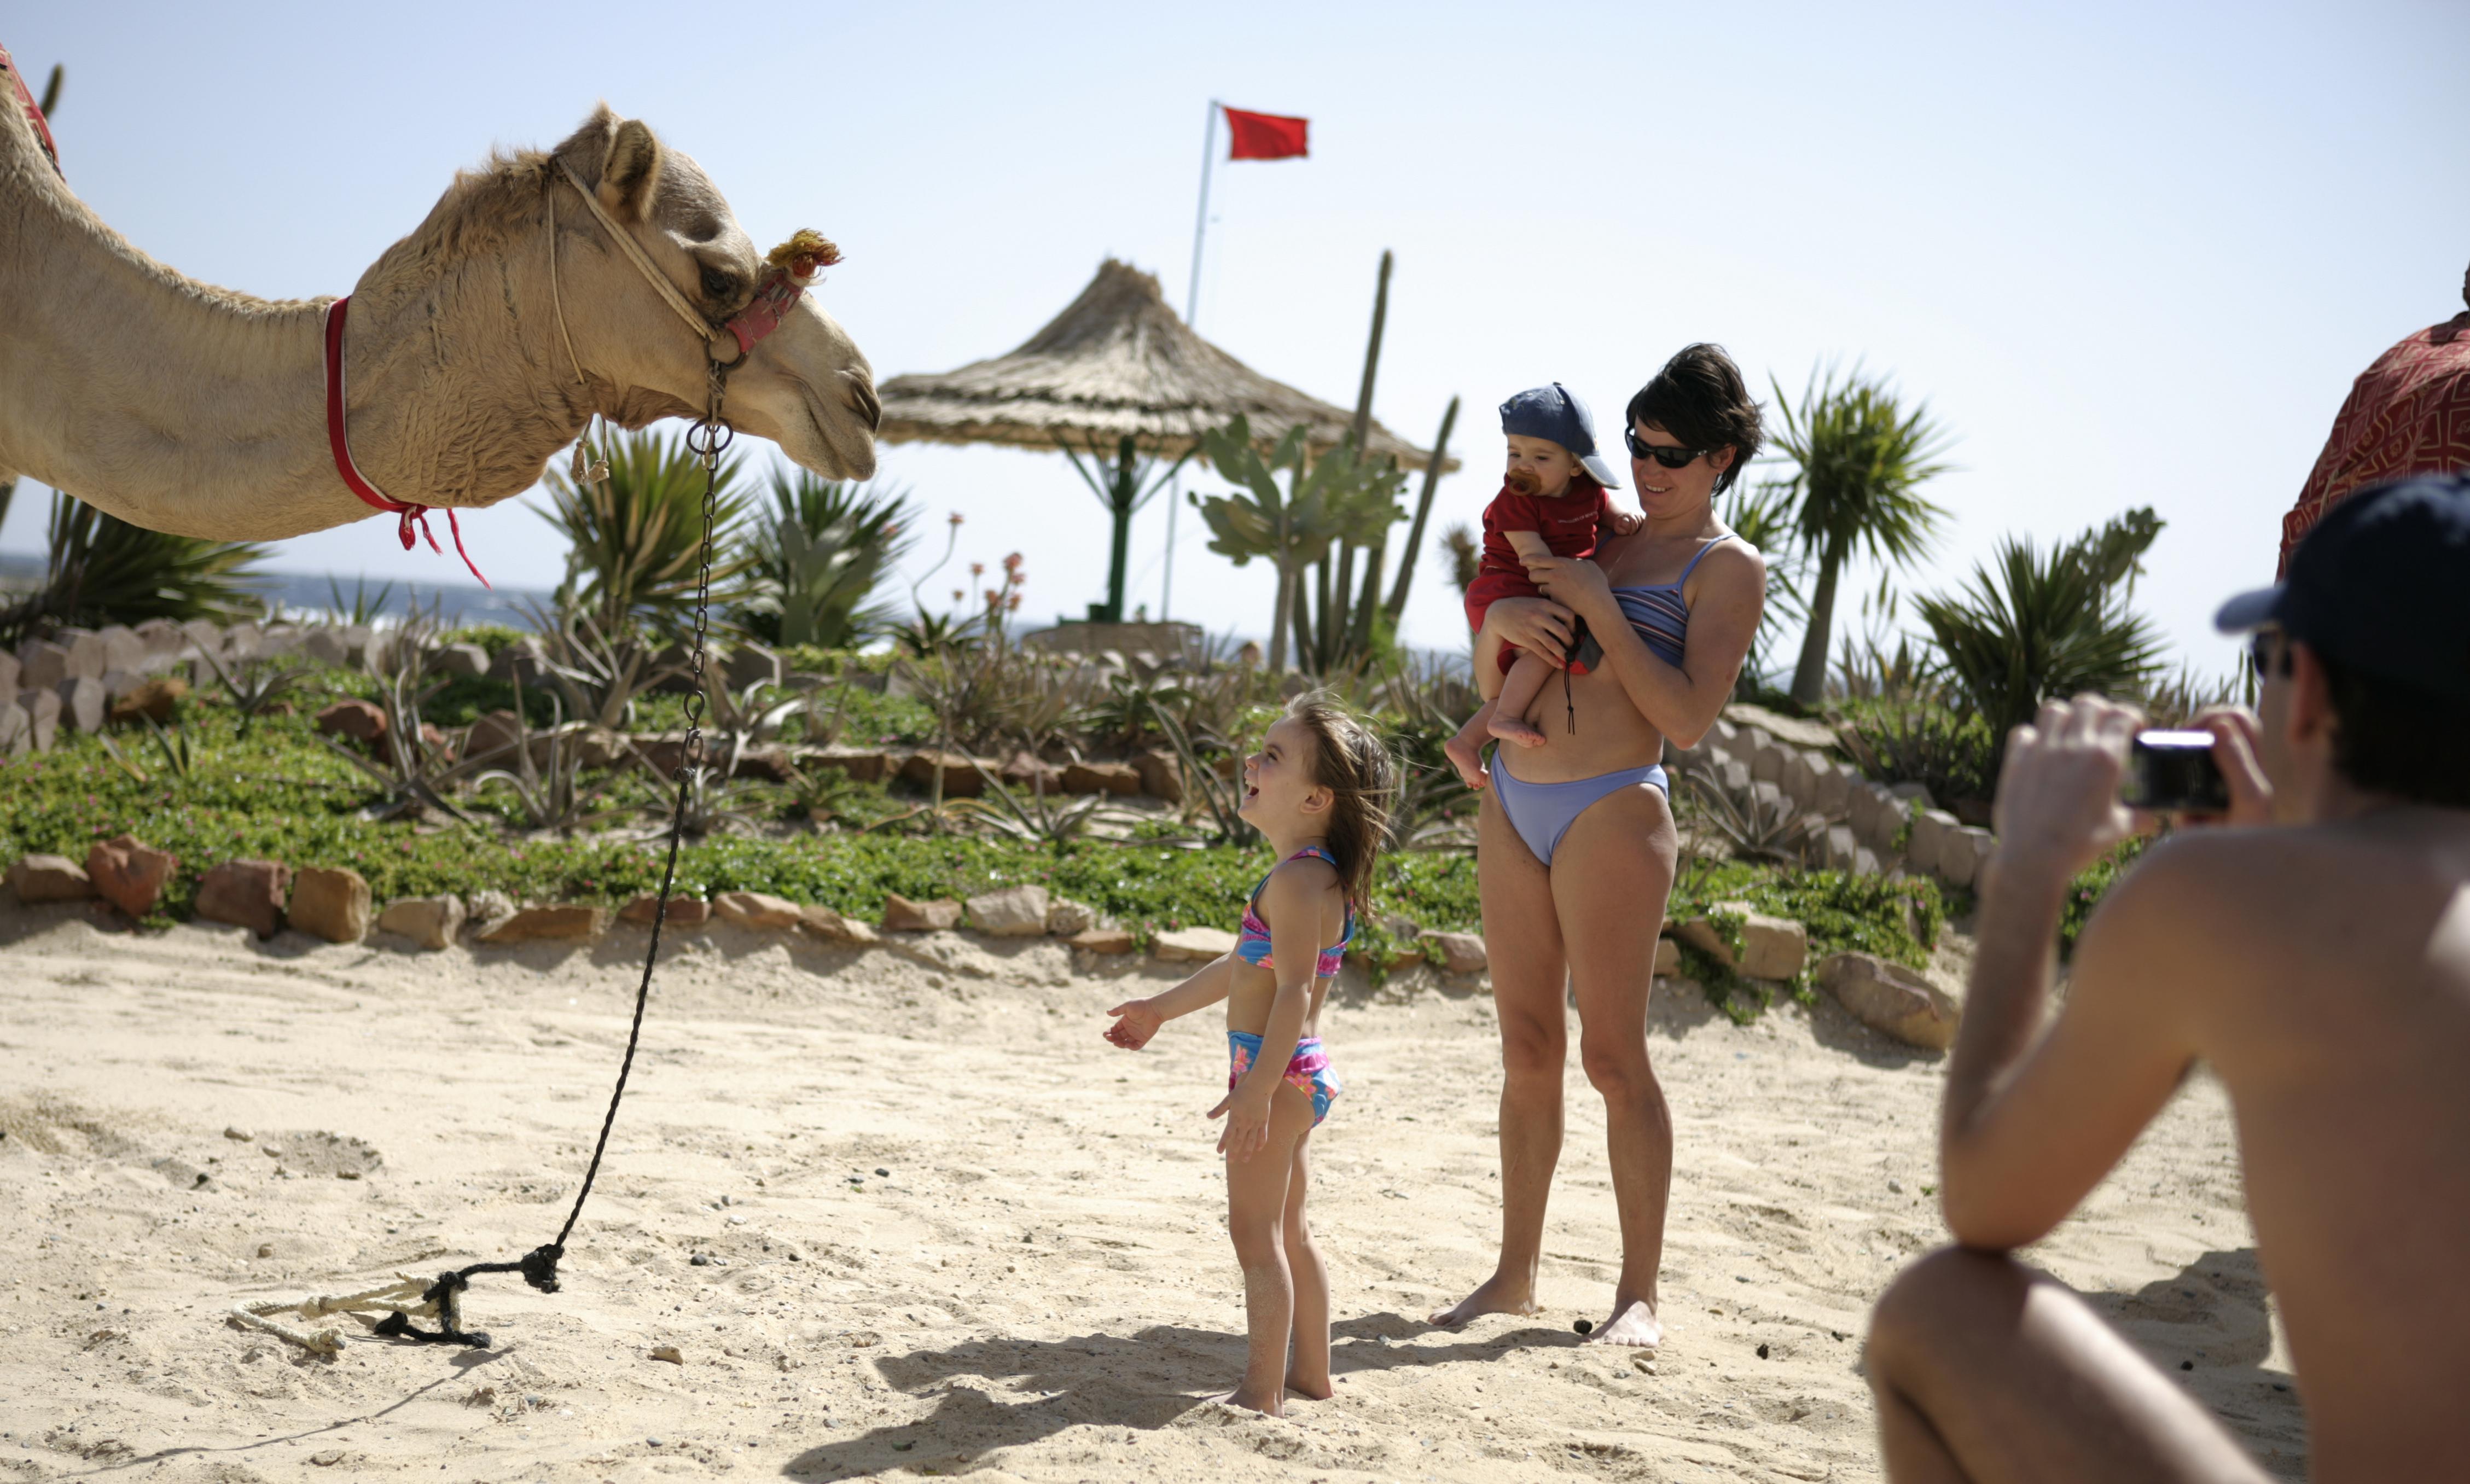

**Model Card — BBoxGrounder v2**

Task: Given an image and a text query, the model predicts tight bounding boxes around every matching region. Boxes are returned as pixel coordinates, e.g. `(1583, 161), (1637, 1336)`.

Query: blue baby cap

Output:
(1499, 383), (1621, 489)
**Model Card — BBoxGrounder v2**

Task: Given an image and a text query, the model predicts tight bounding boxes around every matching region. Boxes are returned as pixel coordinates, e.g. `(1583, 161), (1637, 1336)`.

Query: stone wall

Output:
(1666, 711), (1998, 891)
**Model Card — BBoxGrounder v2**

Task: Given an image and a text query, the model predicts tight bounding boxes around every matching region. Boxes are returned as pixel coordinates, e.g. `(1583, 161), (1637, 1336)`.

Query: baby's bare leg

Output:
(1283, 1131), (1331, 1400)
(1487, 654), (1553, 747)
(1443, 698), (1499, 789)
(1219, 1086), (1321, 1417)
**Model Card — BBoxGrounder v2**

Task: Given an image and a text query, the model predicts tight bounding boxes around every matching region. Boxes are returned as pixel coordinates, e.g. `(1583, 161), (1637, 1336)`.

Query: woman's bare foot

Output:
(1212, 1386), (1285, 1417)
(1583, 1299), (1661, 1351)
(1488, 713), (1548, 748)
(1285, 1370), (1334, 1401)
(1428, 1272), (1541, 1329)
(1442, 732), (1491, 790)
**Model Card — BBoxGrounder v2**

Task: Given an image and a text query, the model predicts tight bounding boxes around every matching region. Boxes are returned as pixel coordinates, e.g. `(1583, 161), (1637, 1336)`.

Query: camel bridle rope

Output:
(242, 159), (833, 1356)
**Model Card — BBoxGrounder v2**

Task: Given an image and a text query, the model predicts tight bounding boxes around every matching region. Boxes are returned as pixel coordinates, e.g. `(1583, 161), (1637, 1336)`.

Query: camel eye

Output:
(699, 266), (736, 301)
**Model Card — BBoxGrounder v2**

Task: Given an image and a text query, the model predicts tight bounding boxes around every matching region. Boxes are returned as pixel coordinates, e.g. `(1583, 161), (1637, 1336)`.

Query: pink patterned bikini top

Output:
(1233, 845), (1357, 979)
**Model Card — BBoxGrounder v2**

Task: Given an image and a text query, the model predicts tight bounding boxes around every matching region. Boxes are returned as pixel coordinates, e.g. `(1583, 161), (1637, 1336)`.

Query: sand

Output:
(0, 898), (2307, 1481)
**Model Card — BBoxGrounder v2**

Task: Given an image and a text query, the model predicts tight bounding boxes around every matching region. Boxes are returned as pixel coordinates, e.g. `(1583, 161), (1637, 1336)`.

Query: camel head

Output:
(548, 106), (878, 479)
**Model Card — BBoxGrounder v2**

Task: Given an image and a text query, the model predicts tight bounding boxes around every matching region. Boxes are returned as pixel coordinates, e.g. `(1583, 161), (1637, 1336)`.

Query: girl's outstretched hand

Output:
(1208, 1085), (1274, 1162)
(1104, 999), (1162, 1050)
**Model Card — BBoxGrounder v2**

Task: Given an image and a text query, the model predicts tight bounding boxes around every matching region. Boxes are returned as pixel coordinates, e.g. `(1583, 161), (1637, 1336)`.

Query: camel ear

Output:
(599, 119), (662, 224)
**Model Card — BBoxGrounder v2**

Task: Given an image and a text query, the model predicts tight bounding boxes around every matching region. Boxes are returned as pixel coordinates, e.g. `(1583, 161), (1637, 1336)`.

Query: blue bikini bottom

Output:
(1492, 760), (1667, 867)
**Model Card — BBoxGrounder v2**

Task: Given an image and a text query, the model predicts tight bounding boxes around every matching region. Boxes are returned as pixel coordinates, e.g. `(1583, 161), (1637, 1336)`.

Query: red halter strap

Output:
(1, 43), (61, 177)
(323, 297), (488, 588)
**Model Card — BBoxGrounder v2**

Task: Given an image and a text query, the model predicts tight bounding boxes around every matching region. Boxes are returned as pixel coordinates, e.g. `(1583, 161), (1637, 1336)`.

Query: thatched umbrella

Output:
(877, 259), (1456, 624)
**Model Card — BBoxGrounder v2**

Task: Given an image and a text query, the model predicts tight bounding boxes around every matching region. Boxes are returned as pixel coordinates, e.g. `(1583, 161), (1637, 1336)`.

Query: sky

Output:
(7, 1), (2466, 683)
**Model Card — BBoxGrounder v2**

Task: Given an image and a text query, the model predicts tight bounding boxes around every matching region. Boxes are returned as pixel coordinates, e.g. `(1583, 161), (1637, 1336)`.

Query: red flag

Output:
(1223, 106), (1309, 161)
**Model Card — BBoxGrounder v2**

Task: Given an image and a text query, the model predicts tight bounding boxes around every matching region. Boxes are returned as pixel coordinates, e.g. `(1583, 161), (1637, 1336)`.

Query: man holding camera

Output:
(1861, 474), (2470, 1482)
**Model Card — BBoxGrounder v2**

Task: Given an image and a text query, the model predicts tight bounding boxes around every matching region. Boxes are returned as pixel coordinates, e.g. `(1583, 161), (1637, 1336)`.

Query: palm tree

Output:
(730, 471), (916, 649)
(1769, 366), (1955, 708)
(540, 428), (749, 637)
(0, 490), (266, 645)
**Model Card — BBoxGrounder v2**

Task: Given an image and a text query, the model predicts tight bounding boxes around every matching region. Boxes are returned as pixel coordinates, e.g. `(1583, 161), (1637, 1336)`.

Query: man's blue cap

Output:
(1500, 383), (1621, 490)
(2214, 473), (2470, 706)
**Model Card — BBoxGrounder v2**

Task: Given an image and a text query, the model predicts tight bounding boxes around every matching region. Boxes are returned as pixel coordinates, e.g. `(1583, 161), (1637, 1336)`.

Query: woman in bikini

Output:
(1429, 344), (1768, 1351)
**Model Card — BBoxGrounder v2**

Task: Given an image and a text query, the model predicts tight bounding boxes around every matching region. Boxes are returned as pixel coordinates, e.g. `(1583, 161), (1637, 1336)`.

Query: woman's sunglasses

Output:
(1624, 428), (1708, 468)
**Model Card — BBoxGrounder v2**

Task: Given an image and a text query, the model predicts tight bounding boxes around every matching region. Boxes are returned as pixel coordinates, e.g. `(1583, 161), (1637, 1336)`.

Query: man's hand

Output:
(1991, 696), (2142, 882)
(1208, 1082), (1274, 1161)
(2194, 706), (2275, 827)
(1103, 999), (1163, 1051)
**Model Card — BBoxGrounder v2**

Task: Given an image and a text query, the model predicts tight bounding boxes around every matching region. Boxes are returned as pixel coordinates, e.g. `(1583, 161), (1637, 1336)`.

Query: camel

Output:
(0, 95), (879, 544)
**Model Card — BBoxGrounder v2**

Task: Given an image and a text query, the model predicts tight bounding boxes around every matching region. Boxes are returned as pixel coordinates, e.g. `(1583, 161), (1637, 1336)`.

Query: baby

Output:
(1442, 383), (1640, 789)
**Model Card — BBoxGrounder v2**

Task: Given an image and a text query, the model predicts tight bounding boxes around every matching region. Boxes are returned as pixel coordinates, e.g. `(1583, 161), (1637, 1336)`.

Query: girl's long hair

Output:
(1286, 691), (1399, 909)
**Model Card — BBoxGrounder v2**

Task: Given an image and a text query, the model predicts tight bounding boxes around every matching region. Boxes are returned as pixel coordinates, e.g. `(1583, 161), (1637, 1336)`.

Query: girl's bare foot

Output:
(1428, 1272), (1540, 1329)
(1212, 1386), (1285, 1417)
(1442, 732), (1491, 790)
(1488, 713), (1548, 748)
(1583, 1299), (1661, 1351)
(1285, 1371), (1334, 1401)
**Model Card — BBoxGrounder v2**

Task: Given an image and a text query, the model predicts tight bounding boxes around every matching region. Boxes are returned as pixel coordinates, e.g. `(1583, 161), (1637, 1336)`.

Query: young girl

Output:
(1103, 694), (1397, 1416)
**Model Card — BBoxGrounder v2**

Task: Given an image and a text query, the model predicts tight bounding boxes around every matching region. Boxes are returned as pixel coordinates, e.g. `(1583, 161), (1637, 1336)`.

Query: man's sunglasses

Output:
(1624, 428), (1708, 468)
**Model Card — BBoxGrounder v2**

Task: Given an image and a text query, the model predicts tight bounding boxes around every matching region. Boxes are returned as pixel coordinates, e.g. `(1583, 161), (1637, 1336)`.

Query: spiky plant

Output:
(0, 491), (266, 646)
(730, 472), (915, 648)
(540, 428), (751, 637)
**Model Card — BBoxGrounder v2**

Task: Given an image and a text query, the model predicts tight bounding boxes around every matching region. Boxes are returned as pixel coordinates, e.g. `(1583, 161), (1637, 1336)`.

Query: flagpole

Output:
(1163, 98), (1219, 625)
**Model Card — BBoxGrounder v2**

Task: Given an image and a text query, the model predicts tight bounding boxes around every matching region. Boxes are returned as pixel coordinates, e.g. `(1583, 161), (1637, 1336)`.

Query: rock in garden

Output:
(1385, 944), (1426, 971)
(0, 648), (18, 696)
(197, 859), (293, 938)
(16, 639), (69, 691)
(7, 853), (93, 903)
(466, 889), (516, 930)
(1814, 757), (1854, 813)
(1676, 901), (1808, 980)
(86, 835), (177, 918)
(289, 866), (372, 944)
(803, 745), (890, 783)
(54, 676), (104, 734)
(1909, 809), (1960, 881)
(301, 628), (349, 668)
(899, 749), (986, 798)
(315, 699), (387, 746)
(463, 710), (525, 765)
(1068, 926), (1134, 954)
(1653, 936), (1680, 975)
(60, 629), (107, 680)
(1942, 826), (1997, 889)
(377, 895), (465, 950)
(1423, 930), (1489, 975)
(427, 643), (490, 679)
(619, 894), (709, 929)
(998, 750), (1063, 793)
(15, 686), (60, 753)
(0, 700), (27, 758)
(882, 893), (962, 932)
(1044, 899), (1097, 936)
(1153, 927), (1237, 963)
(477, 905), (605, 944)
(107, 676), (187, 726)
(1132, 748), (1184, 802)
(965, 884), (1050, 937)
(714, 891), (803, 930)
(798, 904), (879, 945)
(1061, 760), (1141, 796)
(1820, 951), (1960, 1050)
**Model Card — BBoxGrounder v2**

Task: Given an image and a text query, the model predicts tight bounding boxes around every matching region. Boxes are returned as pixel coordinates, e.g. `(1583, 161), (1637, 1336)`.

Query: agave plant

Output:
(730, 472), (915, 648)
(466, 676), (630, 835)
(540, 427), (752, 637)
(0, 490), (266, 646)
(198, 649), (313, 741)
(325, 600), (482, 823)
(1914, 509), (2169, 748)
(524, 605), (680, 734)
(943, 760), (1141, 845)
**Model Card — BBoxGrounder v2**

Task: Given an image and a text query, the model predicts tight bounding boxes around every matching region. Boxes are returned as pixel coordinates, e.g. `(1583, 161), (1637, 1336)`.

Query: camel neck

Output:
(0, 110), (592, 543)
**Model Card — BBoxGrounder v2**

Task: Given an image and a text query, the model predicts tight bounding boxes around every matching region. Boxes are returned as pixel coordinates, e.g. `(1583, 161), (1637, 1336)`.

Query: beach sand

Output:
(0, 899), (2305, 1481)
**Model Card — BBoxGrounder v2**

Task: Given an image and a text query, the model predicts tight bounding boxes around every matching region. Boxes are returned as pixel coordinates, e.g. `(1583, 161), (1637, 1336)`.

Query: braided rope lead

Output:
(383, 375), (732, 1348)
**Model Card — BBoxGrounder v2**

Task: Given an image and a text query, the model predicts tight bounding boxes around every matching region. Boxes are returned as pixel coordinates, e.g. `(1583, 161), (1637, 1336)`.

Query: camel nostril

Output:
(845, 370), (882, 432)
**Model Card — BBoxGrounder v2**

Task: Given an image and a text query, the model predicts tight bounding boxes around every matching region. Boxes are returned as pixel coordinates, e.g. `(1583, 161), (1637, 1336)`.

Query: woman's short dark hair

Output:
(1626, 343), (1764, 494)
(2319, 651), (2470, 808)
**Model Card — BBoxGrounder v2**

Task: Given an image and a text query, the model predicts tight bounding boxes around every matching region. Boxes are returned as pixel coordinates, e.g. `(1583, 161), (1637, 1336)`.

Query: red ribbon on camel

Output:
(323, 296), (490, 589)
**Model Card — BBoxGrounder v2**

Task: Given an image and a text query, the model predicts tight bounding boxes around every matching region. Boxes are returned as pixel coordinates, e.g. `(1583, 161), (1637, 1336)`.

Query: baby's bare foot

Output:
(1429, 1272), (1539, 1329)
(1442, 732), (1491, 790)
(1489, 714), (1548, 749)
(1583, 1299), (1661, 1352)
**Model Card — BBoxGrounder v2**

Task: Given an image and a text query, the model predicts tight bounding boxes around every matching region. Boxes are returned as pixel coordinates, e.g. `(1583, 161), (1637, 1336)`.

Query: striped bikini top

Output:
(1234, 846), (1357, 979)
(1612, 534), (1739, 666)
